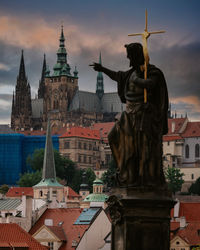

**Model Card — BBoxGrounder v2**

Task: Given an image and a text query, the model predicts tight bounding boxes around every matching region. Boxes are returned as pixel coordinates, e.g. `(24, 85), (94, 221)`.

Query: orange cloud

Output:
(0, 14), (125, 55)
(0, 16), (58, 50)
(171, 96), (200, 107)
(170, 96), (200, 119)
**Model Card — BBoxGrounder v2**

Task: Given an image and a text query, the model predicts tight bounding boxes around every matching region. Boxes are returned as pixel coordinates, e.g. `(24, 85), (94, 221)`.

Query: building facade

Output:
(163, 117), (200, 191)
(59, 127), (101, 169)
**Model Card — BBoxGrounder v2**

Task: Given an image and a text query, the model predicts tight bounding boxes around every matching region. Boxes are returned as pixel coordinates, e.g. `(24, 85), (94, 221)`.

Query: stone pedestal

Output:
(107, 187), (175, 250)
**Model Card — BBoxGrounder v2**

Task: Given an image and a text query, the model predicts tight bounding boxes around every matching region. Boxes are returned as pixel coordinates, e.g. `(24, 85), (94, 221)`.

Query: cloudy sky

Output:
(0, 0), (199, 124)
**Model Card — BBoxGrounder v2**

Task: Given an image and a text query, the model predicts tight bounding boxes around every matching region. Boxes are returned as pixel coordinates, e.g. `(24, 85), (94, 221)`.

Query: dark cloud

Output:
(151, 41), (200, 100)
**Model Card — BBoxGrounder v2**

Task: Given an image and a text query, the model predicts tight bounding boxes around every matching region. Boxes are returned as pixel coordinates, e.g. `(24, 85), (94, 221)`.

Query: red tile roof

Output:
(19, 130), (47, 136)
(163, 135), (183, 142)
(0, 223), (47, 250)
(18, 127), (68, 136)
(46, 226), (67, 241)
(181, 122), (200, 138)
(6, 187), (33, 198)
(167, 118), (187, 134)
(66, 187), (81, 199)
(171, 202), (200, 222)
(29, 208), (88, 250)
(173, 222), (200, 245)
(92, 122), (114, 142)
(178, 202), (200, 222)
(60, 127), (100, 140)
(170, 221), (180, 231)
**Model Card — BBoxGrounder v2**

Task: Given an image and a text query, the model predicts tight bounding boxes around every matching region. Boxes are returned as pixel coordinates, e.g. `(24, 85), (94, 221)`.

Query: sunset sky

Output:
(0, 0), (199, 123)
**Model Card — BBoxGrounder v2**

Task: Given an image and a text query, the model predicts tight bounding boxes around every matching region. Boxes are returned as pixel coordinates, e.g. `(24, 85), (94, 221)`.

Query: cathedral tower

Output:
(11, 51), (32, 131)
(42, 26), (79, 128)
(96, 52), (104, 99)
(38, 54), (46, 99)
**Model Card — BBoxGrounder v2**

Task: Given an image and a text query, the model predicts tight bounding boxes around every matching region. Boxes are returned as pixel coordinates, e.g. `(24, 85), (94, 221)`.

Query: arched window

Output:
(195, 144), (200, 158)
(185, 144), (189, 158)
(40, 190), (43, 197)
(53, 100), (59, 109)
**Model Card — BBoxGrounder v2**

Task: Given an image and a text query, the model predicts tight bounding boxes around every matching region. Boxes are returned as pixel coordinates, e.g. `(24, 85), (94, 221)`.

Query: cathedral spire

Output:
(53, 25), (70, 76)
(18, 50), (26, 81)
(11, 91), (15, 115)
(96, 52), (104, 99)
(60, 25), (65, 48)
(42, 54), (47, 78)
(38, 54), (47, 98)
(11, 51), (32, 131)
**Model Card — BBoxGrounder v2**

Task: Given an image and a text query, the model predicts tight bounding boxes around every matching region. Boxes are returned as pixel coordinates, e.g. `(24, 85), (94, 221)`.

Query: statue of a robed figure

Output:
(91, 11), (174, 250)
(92, 42), (168, 188)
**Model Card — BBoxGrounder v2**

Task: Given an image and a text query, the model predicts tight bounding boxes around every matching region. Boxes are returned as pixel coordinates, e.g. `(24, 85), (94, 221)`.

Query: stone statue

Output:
(91, 42), (168, 187)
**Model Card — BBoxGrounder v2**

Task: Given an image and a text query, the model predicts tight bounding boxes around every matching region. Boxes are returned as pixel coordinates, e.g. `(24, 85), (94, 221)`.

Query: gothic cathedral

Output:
(11, 26), (124, 131)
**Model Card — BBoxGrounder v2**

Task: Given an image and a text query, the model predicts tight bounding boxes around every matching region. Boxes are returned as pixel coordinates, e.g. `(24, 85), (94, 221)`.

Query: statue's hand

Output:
(89, 62), (103, 72)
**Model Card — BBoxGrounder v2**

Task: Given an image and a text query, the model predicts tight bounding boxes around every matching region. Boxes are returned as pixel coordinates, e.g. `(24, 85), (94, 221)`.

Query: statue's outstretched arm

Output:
(90, 63), (118, 82)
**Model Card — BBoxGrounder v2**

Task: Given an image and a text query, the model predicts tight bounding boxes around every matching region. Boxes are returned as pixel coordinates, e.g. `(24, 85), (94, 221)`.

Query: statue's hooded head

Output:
(125, 43), (145, 68)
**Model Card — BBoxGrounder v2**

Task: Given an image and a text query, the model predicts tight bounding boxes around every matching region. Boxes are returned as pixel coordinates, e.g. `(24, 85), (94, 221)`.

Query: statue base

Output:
(107, 187), (175, 250)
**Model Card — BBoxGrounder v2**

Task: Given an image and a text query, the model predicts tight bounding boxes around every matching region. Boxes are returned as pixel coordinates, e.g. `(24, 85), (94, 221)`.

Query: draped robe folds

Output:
(108, 64), (169, 187)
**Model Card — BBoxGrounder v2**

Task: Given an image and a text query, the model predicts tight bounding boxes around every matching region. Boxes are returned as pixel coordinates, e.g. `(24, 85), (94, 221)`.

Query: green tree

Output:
(101, 159), (117, 188)
(27, 148), (76, 184)
(27, 148), (44, 171)
(165, 167), (184, 194)
(86, 168), (96, 192)
(189, 177), (200, 195)
(0, 184), (9, 194)
(17, 170), (42, 187)
(70, 168), (96, 193)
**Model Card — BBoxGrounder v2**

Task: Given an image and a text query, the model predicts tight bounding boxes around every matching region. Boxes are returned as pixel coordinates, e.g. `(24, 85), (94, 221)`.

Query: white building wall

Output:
(183, 137), (200, 164)
(163, 141), (176, 155)
(180, 168), (200, 182)
(77, 210), (111, 250)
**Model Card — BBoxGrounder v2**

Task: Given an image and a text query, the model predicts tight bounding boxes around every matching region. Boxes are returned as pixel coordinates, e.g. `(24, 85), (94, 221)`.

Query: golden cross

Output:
(128, 9), (165, 103)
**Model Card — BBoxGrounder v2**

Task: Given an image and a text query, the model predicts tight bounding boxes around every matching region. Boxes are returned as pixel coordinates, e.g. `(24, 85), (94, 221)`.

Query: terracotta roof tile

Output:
(163, 135), (183, 141)
(60, 127), (100, 140)
(0, 223), (47, 250)
(178, 202), (200, 221)
(46, 226), (67, 241)
(29, 208), (88, 250)
(171, 202), (200, 222)
(92, 122), (114, 142)
(173, 222), (200, 245)
(170, 221), (180, 231)
(181, 122), (200, 138)
(18, 130), (47, 136)
(66, 187), (81, 198)
(6, 187), (33, 198)
(167, 118), (187, 134)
